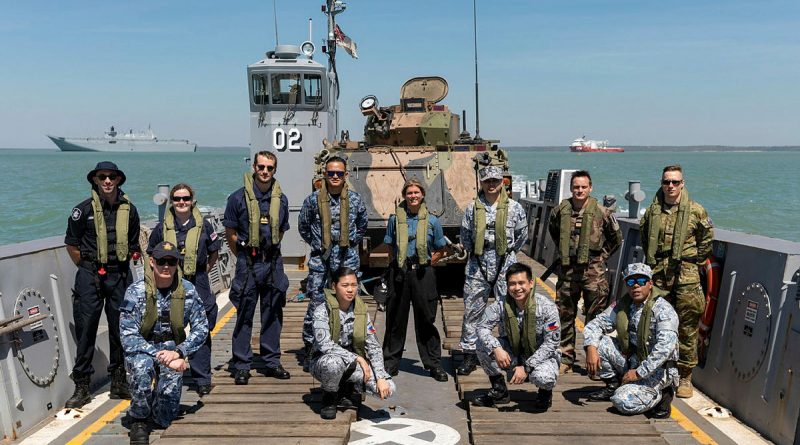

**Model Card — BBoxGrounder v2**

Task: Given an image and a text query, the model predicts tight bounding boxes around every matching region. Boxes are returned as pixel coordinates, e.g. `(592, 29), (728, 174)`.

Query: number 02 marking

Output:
(273, 128), (302, 152)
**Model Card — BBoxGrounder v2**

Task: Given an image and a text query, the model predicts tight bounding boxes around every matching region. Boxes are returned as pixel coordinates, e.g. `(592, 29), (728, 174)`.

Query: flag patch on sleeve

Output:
(367, 323), (376, 334)
(547, 321), (559, 331)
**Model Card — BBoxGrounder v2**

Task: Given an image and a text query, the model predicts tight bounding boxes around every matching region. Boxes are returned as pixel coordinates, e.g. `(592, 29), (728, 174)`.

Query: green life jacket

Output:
(473, 191), (509, 257)
(503, 286), (538, 358)
(323, 288), (367, 358)
(318, 182), (350, 252)
(140, 254), (186, 344)
(162, 206), (204, 277)
(395, 202), (429, 268)
(243, 173), (283, 248)
(615, 287), (666, 363)
(557, 197), (601, 266)
(91, 189), (131, 263)
(645, 188), (691, 265)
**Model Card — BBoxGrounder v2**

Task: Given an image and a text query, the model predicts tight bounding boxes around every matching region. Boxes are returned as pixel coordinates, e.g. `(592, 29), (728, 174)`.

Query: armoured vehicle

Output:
(314, 76), (512, 270)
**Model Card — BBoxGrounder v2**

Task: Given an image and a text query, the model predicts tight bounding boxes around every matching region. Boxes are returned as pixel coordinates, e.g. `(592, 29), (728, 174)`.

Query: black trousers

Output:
(382, 265), (442, 372)
(71, 266), (131, 377)
(187, 270), (218, 385)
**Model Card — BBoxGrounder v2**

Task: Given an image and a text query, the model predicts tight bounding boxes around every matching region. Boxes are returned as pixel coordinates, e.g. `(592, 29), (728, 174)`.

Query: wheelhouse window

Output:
(304, 74), (323, 106)
(252, 75), (269, 105)
(250, 72), (326, 110)
(271, 73), (300, 105)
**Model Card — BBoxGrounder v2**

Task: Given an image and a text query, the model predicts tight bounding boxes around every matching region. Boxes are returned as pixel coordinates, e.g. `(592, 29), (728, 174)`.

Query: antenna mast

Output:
(273, 0), (280, 45)
(472, 0), (481, 140)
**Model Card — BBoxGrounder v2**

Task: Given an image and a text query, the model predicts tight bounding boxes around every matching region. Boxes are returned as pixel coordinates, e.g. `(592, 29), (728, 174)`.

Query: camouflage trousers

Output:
(125, 353), (183, 426)
(460, 274), (507, 352)
(310, 353), (397, 396)
(595, 335), (678, 415)
(655, 280), (705, 369)
(476, 336), (559, 390)
(302, 269), (329, 345)
(557, 260), (610, 366)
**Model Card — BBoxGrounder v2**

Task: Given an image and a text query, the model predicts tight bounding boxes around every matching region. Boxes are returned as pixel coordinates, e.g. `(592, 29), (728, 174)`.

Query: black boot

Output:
(110, 368), (131, 400)
(471, 374), (510, 407)
(129, 418), (149, 445)
(320, 391), (338, 420)
(65, 374), (92, 409)
(456, 352), (478, 376)
(649, 386), (674, 419)
(588, 377), (619, 402)
(535, 388), (553, 411)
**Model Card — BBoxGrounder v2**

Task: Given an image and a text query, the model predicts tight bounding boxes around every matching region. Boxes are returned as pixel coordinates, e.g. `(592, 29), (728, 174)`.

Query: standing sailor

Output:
(382, 179), (448, 381)
(457, 164), (528, 375)
(471, 263), (560, 410)
(584, 263), (678, 418)
(298, 155), (368, 369)
(640, 165), (713, 398)
(548, 170), (622, 375)
(121, 241), (209, 444)
(223, 151), (291, 384)
(64, 161), (141, 408)
(311, 267), (395, 420)
(148, 183), (221, 395)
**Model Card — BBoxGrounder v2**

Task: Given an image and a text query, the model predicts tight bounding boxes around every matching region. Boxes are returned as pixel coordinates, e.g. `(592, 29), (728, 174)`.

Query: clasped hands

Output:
(156, 349), (189, 372)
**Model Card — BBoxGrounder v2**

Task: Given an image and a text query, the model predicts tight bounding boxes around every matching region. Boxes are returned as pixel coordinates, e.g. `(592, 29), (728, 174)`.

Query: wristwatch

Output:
(176, 349), (185, 360)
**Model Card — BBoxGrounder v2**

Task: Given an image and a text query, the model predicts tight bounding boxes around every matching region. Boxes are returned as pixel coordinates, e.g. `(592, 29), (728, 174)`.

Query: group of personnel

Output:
(62, 155), (712, 444)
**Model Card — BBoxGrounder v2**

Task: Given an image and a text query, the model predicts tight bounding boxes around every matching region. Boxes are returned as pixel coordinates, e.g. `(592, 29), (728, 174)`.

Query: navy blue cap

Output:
(87, 161), (126, 186)
(151, 241), (179, 260)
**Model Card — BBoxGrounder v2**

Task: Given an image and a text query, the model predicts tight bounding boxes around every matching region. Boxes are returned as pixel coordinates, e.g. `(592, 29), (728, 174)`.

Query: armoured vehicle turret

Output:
(315, 76), (511, 270)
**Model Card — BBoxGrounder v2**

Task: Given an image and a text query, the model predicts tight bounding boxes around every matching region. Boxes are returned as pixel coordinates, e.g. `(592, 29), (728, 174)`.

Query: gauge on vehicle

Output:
(301, 41), (315, 57)
(360, 95), (378, 110)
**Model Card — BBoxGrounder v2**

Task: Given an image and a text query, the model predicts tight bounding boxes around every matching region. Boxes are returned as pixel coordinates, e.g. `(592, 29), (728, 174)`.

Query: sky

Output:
(1, 0), (798, 148)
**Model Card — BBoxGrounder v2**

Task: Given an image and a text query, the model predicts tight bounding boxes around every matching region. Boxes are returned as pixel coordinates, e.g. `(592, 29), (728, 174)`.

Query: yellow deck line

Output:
(66, 305), (237, 444)
(538, 277), (716, 443)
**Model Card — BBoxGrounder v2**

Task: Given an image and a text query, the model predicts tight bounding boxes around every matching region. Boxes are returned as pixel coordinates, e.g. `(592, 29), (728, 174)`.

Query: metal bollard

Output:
(625, 180), (645, 218)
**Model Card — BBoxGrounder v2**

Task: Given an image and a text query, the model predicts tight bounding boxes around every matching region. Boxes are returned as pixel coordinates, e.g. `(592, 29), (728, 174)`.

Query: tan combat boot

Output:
(677, 368), (693, 398)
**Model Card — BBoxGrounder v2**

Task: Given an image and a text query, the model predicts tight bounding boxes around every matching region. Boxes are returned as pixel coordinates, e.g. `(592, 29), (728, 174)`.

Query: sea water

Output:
(1, 148), (798, 246)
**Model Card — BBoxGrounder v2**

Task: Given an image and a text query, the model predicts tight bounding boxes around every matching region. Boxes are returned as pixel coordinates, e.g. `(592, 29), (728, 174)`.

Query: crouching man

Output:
(310, 267), (396, 420)
(471, 263), (560, 410)
(120, 241), (209, 444)
(584, 263), (678, 418)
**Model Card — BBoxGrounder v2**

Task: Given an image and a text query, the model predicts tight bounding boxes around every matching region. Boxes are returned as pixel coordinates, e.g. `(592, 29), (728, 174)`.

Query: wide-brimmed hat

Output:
(623, 263), (652, 280)
(86, 161), (126, 186)
(151, 241), (179, 260)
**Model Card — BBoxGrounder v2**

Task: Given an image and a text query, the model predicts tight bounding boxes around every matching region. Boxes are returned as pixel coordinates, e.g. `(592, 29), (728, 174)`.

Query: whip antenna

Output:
(273, 0), (280, 45)
(472, 0), (481, 140)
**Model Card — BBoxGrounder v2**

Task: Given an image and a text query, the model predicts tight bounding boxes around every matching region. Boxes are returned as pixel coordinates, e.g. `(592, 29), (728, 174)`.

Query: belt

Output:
(148, 332), (174, 344)
(78, 260), (127, 273)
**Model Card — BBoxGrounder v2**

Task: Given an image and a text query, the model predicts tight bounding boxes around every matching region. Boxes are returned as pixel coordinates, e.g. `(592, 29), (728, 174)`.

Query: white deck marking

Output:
(350, 418), (460, 445)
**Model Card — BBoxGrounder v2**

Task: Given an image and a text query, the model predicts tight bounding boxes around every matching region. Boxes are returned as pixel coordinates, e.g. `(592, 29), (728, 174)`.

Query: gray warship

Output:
(1, 1), (798, 444)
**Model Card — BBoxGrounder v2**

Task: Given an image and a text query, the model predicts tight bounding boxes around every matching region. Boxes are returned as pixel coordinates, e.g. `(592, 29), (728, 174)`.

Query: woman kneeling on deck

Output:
(311, 267), (396, 419)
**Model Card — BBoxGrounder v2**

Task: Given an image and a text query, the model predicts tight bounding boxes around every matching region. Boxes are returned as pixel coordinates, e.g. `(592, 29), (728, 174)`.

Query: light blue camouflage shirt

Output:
(477, 293), (561, 370)
(120, 278), (209, 359)
(583, 296), (679, 379)
(312, 302), (390, 381)
(298, 189), (368, 269)
(460, 195), (527, 273)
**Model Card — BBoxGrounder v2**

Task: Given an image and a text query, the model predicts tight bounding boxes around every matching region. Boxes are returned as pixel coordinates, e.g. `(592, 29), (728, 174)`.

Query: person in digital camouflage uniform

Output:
(640, 164), (713, 398)
(458, 165), (527, 375)
(310, 267), (395, 420)
(120, 241), (208, 445)
(548, 170), (622, 374)
(471, 262), (560, 410)
(584, 263), (678, 418)
(299, 155), (368, 369)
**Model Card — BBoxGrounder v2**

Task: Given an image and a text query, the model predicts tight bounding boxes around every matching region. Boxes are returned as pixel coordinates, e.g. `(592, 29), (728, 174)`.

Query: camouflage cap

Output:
(479, 165), (503, 182)
(623, 262), (652, 280)
(152, 241), (179, 260)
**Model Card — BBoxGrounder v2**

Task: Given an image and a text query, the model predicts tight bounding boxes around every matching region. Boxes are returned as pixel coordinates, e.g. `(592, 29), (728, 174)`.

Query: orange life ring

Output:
(698, 257), (721, 337)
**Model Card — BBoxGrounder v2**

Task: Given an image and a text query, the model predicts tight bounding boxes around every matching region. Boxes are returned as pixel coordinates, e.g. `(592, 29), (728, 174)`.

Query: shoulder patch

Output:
(210, 231), (218, 241)
(71, 208), (82, 221)
(367, 322), (376, 335)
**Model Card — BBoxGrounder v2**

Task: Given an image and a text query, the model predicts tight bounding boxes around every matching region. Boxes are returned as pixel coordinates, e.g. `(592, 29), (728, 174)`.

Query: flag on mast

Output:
(334, 24), (358, 59)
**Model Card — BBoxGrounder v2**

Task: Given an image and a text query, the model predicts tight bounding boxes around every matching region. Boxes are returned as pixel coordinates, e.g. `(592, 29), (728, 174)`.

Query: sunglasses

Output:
(256, 164), (275, 172)
(326, 171), (345, 178)
(96, 173), (118, 181)
(625, 277), (650, 287)
(661, 179), (682, 186)
(172, 196), (192, 202)
(155, 258), (178, 266)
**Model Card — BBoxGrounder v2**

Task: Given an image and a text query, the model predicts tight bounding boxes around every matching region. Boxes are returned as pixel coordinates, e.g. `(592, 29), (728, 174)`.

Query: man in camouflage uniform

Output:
(471, 263), (560, 410)
(640, 165), (713, 398)
(310, 267), (395, 419)
(548, 170), (622, 375)
(584, 263), (678, 418)
(299, 155), (368, 368)
(120, 242), (208, 444)
(458, 165), (528, 375)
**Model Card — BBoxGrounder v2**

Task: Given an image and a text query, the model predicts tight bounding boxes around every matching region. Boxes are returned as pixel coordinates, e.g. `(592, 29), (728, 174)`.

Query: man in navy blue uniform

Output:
(223, 150), (291, 384)
(64, 161), (141, 408)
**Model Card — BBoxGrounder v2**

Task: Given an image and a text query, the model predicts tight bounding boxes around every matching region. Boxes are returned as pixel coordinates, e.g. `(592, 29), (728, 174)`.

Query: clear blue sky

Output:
(1, 0), (798, 148)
